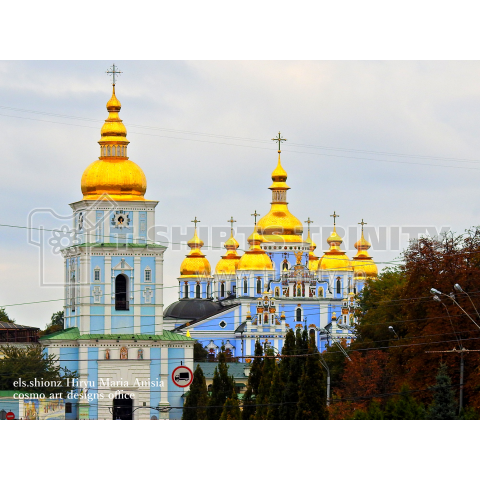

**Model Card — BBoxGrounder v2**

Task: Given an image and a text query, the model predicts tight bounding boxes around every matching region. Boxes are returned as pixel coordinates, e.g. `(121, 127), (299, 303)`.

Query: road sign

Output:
(6, 412), (15, 420)
(172, 365), (193, 388)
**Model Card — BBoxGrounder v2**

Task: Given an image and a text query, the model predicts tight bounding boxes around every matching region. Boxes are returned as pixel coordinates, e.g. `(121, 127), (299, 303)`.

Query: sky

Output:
(2, 60), (480, 328)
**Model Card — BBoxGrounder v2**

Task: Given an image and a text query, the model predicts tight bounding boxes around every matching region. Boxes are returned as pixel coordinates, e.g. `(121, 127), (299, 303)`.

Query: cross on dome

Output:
(106, 64), (122, 86)
(251, 210), (260, 225)
(271, 131), (287, 152)
(191, 217), (200, 228)
(358, 219), (367, 232)
(228, 216), (237, 231)
(330, 211), (339, 226)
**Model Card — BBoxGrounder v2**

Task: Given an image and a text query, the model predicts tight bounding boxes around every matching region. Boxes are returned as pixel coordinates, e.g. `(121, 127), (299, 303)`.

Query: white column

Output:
(134, 256), (141, 334)
(155, 255), (164, 335)
(79, 254), (90, 335)
(104, 256), (112, 334)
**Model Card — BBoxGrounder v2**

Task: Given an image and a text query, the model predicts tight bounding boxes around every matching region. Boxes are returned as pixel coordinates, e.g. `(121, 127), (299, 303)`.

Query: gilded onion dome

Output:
(237, 224), (274, 271)
(81, 85), (147, 201)
(256, 139), (303, 243)
(215, 226), (242, 275)
(318, 217), (352, 272)
(305, 218), (320, 270)
(352, 221), (378, 279)
(180, 225), (212, 278)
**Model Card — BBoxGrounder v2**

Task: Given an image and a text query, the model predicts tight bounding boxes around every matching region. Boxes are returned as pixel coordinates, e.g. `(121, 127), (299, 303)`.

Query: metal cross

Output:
(305, 217), (314, 230)
(330, 211), (339, 226)
(191, 217), (200, 228)
(358, 219), (367, 232)
(106, 64), (123, 86)
(228, 216), (237, 231)
(251, 210), (260, 225)
(271, 131), (287, 152)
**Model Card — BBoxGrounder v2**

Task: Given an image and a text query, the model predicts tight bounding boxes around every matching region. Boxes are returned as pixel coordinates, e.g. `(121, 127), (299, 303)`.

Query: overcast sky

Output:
(2, 60), (480, 328)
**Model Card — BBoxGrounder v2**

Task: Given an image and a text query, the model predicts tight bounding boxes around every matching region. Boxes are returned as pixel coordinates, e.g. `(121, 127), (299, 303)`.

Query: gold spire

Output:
(81, 67), (147, 201)
(352, 219), (377, 279)
(215, 218), (241, 275)
(180, 218), (212, 277)
(305, 217), (319, 270)
(318, 213), (352, 272)
(237, 218), (274, 271)
(256, 132), (303, 243)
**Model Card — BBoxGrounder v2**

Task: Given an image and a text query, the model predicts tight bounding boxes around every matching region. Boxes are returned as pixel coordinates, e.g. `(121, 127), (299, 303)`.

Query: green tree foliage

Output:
(0, 344), (77, 397)
(193, 341), (209, 362)
(207, 350), (235, 420)
(427, 363), (457, 420)
(41, 311), (65, 336)
(220, 389), (242, 420)
(255, 347), (275, 419)
(383, 385), (426, 420)
(0, 307), (14, 323)
(280, 328), (307, 419)
(182, 364), (208, 420)
(296, 335), (327, 420)
(242, 340), (263, 420)
(353, 400), (384, 420)
(266, 363), (283, 420)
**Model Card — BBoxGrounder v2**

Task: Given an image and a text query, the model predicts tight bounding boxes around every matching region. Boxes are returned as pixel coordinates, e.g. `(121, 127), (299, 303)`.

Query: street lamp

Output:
(388, 325), (399, 340)
(454, 283), (480, 320)
(430, 288), (480, 331)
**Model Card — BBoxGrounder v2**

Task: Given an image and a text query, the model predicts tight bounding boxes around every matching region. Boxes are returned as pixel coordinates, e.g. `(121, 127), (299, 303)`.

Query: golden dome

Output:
(305, 219), (320, 270)
(180, 226), (212, 278)
(352, 223), (377, 279)
(215, 230), (241, 275)
(256, 152), (303, 243)
(318, 224), (352, 272)
(81, 86), (148, 201)
(237, 226), (273, 271)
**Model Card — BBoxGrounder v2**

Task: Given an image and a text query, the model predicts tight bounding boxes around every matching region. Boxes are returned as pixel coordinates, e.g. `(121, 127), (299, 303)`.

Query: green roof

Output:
(0, 390), (29, 397)
(195, 362), (249, 378)
(40, 327), (193, 342)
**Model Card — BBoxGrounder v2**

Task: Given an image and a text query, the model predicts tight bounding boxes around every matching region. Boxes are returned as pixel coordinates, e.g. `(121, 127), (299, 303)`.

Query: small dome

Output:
(215, 230), (241, 275)
(180, 226), (211, 278)
(318, 223), (352, 272)
(164, 299), (223, 321)
(237, 225), (273, 271)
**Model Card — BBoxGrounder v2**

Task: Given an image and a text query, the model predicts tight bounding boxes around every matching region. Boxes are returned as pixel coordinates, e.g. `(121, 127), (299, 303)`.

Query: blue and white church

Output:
(164, 135), (378, 359)
(40, 77), (194, 420)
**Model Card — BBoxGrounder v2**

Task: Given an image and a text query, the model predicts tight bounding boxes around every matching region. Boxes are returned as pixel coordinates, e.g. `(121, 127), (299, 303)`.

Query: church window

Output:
(115, 274), (129, 310)
(107, 146), (111, 156)
(232, 285), (236, 294)
(196, 284), (201, 298)
(220, 283), (225, 297)
(318, 287), (324, 297)
(256, 279), (262, 294)
(336, 278), (341, 295)
(65, 403), (72, 414)
(309, 329), (315, 338)
(243, 278), (248, 295)
(94, 268), (101, 282)
(348, 278), (351, 294)
(274, 287), (280, 297)
(296, 308), (302, 322)
(184, 283), (189, 298)
(144, 267), (151, 282)
(219, 320), (227, 328)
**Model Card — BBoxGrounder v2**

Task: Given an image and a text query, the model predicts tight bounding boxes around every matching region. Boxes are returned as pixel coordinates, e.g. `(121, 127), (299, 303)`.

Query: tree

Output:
(296, 335), (327, 420)
(220, 389), (242, 420)
(193, 341), (209, 362)
(427, 363), (457, 420)
(0, 344), (77, 397)
(266, 363), (283, 420)
(182, 364), (208, 420)
(0, 307), (14, 323)
(255, 347), (275, 419)
(40, 311), (65, 336)
(242, 340), (263, 420)
(353, 400), (384, 420)
(207, 350), (235, 420)
(383, 385), (425, 420)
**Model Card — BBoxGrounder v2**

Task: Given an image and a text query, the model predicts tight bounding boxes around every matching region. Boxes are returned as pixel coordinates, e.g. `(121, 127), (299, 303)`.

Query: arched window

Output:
(296, 308), (302, 322)
(220, 283), (225, 297)
(318, 287), (324, 297)
(336, 278), (341, 295)
(309, 329), (315, 338)
(274, 287), (280, 297)
(184, 283), (188, 298)
(107, 146), (111, 156)
(196, 284), (201, 298)
(115, 274), (129, 310)
(256, 279), (262, 294)
(207, 283), (211, 297)
(244, 278), (248, 295)
(348, 278), (351, 294)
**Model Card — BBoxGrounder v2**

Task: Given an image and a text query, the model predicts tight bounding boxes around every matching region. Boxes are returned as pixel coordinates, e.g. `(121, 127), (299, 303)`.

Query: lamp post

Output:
(430, 288), (480, 330)
(388, 325), (399, 340)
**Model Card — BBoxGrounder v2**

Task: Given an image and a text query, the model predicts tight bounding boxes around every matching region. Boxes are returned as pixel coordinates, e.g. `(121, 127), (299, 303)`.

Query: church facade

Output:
(164, 136), (378, 359)
(40, 79), (194, 420)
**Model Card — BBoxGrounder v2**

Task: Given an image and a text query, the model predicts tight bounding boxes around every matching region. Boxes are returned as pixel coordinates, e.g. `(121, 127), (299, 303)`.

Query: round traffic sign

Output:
(6, 412), (15, 420)
(172, 365), (193, 388)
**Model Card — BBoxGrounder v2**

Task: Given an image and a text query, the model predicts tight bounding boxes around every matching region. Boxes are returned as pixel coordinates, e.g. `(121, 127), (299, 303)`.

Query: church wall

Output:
(168, 347), (186, 420)
(111, 315), (134, 334)
(150, 347), (161, 414)
(140, 316), (155, 334)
